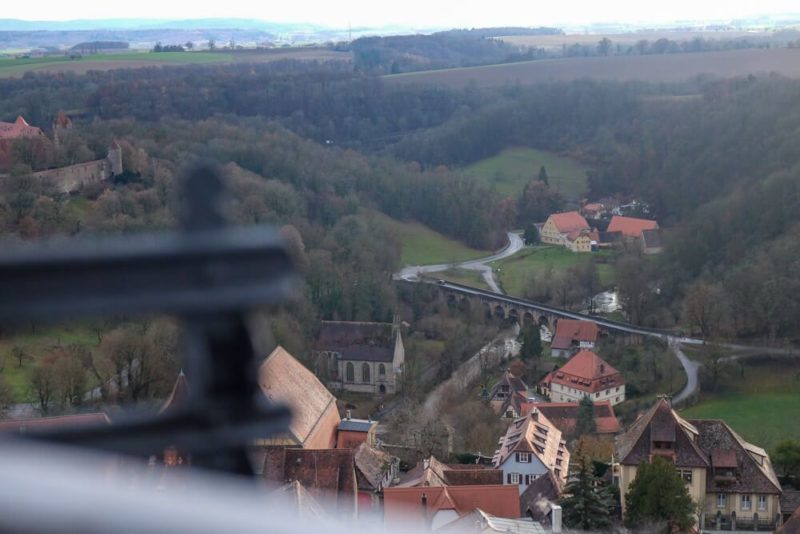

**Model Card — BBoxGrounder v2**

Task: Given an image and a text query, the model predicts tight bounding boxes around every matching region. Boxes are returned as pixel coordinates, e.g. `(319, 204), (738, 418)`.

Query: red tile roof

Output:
(551, 319), (600, 350)
(547, 211), (590, 233)
(607, 216), (658, 238)
(0, 413), (110, 433)
(541, 349), (624, 394)
(397, 455), (502, 487)
(384, 485), (520, 530)
(520, 401), (621, 434)
(0, 116), (45, 140)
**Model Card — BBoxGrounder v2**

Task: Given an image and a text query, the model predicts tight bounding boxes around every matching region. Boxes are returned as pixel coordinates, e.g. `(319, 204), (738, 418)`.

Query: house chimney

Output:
(551, 504), (563, 534)
(346, 410), (351, 420)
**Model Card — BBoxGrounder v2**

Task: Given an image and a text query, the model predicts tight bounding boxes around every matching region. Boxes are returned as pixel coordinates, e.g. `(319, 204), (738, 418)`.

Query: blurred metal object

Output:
(0, 164), (296, 475)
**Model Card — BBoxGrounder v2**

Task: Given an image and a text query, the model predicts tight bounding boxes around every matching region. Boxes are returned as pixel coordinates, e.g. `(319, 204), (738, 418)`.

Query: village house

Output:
(383, 485), (521, 531)
(397, 455), (503, 488)
(336, 414), (378, 449)
(540, 211), (597, 252)
(550, 319), (600, 358)
(488, 370), (531, 419)
(614, 397), (782, 531)
(607, 215), (662, 254)
(354, 442), (400, 518)
(257, 346), (341, 449)
(313, 321), (405, 396)
(580, 202), (606, 220)
(539, 349), (626, 406)
(520, 401), (621, 436)
(493, 408), (570, 492)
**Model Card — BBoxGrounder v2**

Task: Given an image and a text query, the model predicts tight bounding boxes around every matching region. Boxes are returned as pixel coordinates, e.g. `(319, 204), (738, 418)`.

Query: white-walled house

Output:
(539, 349), (625, 406)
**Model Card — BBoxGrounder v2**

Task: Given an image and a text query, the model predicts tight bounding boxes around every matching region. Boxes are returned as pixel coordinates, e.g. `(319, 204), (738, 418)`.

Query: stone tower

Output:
(52, 110), (73, 149)
(105, 140), (123, 178)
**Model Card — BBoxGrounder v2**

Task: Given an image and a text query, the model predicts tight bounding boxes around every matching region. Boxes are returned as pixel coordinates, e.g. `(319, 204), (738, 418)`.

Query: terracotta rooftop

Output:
(384, 485), (521, 530)
(607, 215), (658, 238)
(316, 321), (396, 362)
(263, 448), (357, 516)
(547, 211), (590, 233)
(551, 319), (600, 351)
(0, 116), (44, 140)
(520, 401), (621, 435)
(541, 349), (623, 394)
(493, 410), (570, 486)
(397, 455), (502, 488)
(258, 346), (340, 448)
(0, 413), (110, 434)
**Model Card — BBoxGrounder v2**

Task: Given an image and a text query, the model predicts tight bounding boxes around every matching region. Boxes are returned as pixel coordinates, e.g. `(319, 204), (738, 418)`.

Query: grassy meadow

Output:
(366, 210), (491, 266)
(680, 356), (800, 452)
(492, 246), (615, 297)
(426, 268), (491, 290)
(463, 147), (589, 199)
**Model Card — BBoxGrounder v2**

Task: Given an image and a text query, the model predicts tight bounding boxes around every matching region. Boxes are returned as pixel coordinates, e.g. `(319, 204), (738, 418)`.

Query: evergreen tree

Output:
(523, 223), (540, 245)
(561, 450), (613, 531)
(538, 165), (549, 186)
(520, 324), (542, 361)
(574, 395), (597, 437)
(624, 456), (696, 532)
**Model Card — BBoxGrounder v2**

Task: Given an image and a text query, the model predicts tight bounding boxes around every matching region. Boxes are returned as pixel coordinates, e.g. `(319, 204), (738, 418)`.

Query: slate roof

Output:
(690, 419), (781, 495)
(607, 215), (658, 238)
(615, 398), (709, 468)
(493, 410), (570, 485)
(262, 448), (357, 516)
(397, 455), (502, 488)
(547, 211), (590, 233)
(258, 346), (340, 448)
(316, 321), (395, 362)
(338, 418), (376, 433)
(383, 485), (521, 529)
(354, 442), (395, 492)
(551, 319), (600, 351)
(519, 470), (563, 521)
(522, 401), (621, 435)
(782, 488), (800, 520)
(0, 413), (110, 433)
(541, 349), (624, 394)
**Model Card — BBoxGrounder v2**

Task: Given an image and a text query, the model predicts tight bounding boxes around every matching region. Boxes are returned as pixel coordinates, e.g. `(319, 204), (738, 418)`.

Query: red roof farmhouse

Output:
(539, 349), (625, 406)
(550, 319), (600, 357)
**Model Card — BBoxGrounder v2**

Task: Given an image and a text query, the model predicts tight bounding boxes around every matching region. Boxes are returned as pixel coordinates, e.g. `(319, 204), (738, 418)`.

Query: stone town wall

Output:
(33, 159), (110, 194)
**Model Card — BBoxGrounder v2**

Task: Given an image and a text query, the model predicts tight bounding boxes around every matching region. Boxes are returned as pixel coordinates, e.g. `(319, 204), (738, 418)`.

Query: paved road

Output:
(394, 232), (524, 293)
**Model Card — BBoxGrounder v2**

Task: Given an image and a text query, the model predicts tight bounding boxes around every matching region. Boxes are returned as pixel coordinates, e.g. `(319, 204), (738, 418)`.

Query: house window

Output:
(379, 364), (386, 377)
(758, 495), (767, 511)
(678, 469), (692, 484)
(554, 468), (561, 478)
(362, 363), (371, 383)
(345, 362), (354, 382)
(717, 494), (727, 508)
(517, 453), (531, 463)
(556, 459), (562, 466)
(509, 473), (521, 484)
(741, 495), (751, 511)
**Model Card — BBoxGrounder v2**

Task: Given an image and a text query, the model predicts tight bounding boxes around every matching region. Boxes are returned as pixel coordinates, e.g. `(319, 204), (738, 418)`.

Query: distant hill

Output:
(0, 18), (324, 32)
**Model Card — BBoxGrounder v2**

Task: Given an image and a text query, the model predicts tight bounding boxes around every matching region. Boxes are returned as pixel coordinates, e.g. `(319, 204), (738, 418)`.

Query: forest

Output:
(1, 57), (800, 410)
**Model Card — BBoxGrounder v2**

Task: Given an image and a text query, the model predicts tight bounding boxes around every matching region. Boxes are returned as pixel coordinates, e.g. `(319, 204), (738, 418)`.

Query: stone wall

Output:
(32, 144), (122, 194)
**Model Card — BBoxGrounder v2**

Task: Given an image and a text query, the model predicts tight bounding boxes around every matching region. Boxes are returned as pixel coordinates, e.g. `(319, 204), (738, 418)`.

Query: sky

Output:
(4, 1), (800, 29)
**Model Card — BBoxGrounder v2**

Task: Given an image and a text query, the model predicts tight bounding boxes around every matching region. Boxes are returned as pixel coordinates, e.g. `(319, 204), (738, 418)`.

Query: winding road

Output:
(394, 237), (791, 406)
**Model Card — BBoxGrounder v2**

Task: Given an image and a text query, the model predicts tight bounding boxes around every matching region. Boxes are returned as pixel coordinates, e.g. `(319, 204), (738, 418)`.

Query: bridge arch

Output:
(522, 311), (535, 326)
(493, 304), (506, 319)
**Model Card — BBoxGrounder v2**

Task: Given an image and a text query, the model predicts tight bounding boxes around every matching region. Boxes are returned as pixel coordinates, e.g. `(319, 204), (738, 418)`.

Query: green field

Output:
(464, 147), (589, 199)
(366, 210), (491, 266)
(680, 357), (800, 451)
(492, 246), (615, 297)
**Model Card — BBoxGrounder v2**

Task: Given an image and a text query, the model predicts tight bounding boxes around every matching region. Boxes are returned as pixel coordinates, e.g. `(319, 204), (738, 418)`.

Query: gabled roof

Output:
(159, 370), (190, 414)
(607, 216), (658, 238)
(316, 321), (395, 362)
(270, 481), (329, 521)
(354, 443), (395, 492)
(0, 413), (110, 433)
(551, 319), (600, 350)
(547, 211), (590, 234)
(258, 346), (340, 448)
(262, 448), (357, 515)
(615, 398), (708, 468)
(493, 410), (570, 485)
(690, 419), (782, 494)
(0, 116), (44, 140)
(397, 455), (503, 488)
(641, 228), (662, 249)
(542, 350), (623, 394)
(520, 470), (563, 521)
(522, 401), (621, 435)
(383, 485), (521, 529)
(439, 509), (547, 533)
